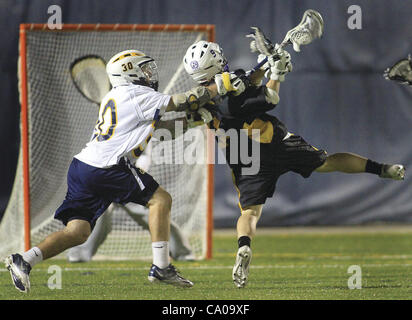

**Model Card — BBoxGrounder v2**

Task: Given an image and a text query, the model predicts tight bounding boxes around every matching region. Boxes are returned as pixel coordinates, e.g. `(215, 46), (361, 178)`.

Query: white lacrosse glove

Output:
(198, 107), (213, 123)
(187, 107), (213, 129)
(268, 45), (293, 82)
(214, 72), (246, 96)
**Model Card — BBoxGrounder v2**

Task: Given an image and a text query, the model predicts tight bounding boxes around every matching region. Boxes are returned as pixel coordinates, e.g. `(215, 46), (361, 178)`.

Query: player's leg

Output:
(5, 218), (91, 293)
(117, 158), (191, 287)
(145, 186), (193, 287)
(315, 152), (367, 173)
(5, 157), (130, 293)
(228, 162), (275, 288)
(278, 132), (405, 180)
(147, 186), (171, 243)
(124, 202), (194, 261)
(67, 208), (113, 262)
(236, 205), (263, 239)
(233, 204), (263, 288)
(315, 152), (405, 179)
(132, 144), (194, 261)
(35, 219), (91, 259)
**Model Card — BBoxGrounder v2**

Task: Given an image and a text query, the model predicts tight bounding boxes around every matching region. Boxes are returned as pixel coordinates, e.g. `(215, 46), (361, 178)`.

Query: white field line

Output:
(1, 263), (412, 273)
(214, 225), (412, 236)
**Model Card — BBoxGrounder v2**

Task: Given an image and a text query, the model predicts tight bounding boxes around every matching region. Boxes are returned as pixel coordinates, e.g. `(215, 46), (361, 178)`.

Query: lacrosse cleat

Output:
(4, 254), (32, 293)
(232, 245), (252, 288)
(380, 164), (405, 180)
(148, 264), (193, 288)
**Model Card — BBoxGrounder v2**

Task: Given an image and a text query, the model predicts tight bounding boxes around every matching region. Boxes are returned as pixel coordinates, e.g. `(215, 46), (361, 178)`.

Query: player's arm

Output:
(255, 48), (292, 105)
(166, 83), (219, 113)
(250, 68), (280, 99)
(154, 106), (212, 140)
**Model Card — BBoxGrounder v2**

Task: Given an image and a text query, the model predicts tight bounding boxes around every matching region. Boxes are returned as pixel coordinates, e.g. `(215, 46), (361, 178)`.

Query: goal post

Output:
(1, 23), (215, 260)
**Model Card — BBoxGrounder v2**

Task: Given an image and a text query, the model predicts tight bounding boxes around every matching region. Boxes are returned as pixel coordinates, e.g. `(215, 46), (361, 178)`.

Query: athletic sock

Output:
(238, 236), (251, 248)
(152, 241), (170, 269)
(365, 159), (383, 175)
(22, 247), (43, 268)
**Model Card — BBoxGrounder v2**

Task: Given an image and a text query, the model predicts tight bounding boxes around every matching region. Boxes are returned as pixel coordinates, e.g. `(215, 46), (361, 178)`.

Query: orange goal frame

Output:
(19, 23), (215, 259)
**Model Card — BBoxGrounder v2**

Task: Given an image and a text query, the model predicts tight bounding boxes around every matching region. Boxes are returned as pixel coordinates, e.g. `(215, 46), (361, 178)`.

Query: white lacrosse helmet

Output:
(106, 49), (159, 90)
(183, 40), (228, 84)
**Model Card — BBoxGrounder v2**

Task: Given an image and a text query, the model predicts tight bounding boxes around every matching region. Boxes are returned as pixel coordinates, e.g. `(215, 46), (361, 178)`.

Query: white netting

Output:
(0, 27), (212, 260)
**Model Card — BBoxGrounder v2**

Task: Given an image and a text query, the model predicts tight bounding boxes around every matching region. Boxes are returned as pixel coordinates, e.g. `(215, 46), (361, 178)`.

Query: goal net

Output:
(0, 24), (214, 260)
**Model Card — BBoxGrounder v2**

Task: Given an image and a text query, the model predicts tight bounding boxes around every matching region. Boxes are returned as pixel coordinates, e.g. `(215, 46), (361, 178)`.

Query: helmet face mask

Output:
(183, 41), (229, 84)
(106, 50), (159, 90)
(135, 60), (159, 91)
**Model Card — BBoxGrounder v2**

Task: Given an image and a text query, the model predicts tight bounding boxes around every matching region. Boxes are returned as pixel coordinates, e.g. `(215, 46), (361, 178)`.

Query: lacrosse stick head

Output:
(383, 55), (412, 85)
(282, 9), (324, 52)
(247, 27), (276, 56)
(70, 55), (111, 104)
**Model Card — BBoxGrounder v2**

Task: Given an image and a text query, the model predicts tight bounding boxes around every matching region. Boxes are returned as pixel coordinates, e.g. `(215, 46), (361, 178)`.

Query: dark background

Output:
(1, 0), (412, 227)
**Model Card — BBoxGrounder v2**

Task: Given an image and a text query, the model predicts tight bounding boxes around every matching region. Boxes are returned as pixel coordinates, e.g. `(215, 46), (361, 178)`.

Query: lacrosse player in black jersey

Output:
(183, 40), (405, 288)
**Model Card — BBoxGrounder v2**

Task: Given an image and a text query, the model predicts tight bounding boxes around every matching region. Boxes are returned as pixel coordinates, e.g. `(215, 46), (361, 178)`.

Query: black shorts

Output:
(231, 133), (327, 208)
(54, 157), (159, 229)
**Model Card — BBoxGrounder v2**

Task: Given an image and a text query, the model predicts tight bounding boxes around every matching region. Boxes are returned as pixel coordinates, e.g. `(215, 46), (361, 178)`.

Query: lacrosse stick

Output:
(70, 55), (111, 105)
(383, 54), (412, 86)
(247, 9), (324, 74)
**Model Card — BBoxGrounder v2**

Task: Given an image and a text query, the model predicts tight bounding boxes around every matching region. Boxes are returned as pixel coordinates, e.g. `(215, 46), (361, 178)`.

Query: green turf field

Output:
(1, 226), (412, 300)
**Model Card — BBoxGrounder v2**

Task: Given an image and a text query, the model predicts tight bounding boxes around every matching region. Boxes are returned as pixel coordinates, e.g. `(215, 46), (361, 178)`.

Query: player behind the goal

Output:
(182, 40), (405, 288)
(4, 49), (219, 292)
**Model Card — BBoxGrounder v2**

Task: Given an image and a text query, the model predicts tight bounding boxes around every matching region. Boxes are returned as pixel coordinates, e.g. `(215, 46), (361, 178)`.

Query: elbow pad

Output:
(264, 87), (279, 105)
(172, 86), (211, 112)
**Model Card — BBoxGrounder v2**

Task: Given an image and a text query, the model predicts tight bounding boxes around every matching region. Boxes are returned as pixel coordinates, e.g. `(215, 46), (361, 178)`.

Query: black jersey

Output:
(204, 83), (327, 208)
(205, 84), (288, 169)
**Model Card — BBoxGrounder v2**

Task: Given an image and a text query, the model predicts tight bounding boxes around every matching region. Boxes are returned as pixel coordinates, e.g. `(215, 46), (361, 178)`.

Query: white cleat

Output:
(380, 164), (405, 180)
(4, 254), (31, 293)
(232, 245), (252, 288)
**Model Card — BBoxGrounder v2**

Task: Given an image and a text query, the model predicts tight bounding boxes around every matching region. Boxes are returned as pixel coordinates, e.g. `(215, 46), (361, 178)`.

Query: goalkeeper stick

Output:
(69, 55), (111, 105)
(248, 9), (324, 74)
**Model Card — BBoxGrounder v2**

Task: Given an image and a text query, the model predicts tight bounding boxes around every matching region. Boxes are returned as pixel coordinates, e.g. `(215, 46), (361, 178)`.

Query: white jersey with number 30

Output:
(75, 84), (170, 168)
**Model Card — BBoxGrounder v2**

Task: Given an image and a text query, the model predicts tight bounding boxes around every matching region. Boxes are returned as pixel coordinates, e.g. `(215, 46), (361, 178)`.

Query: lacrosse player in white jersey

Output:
(4, 49), (228, 292)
